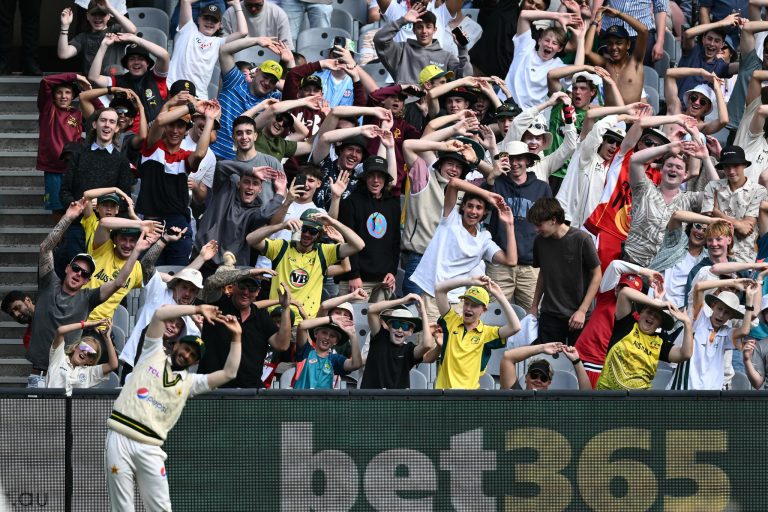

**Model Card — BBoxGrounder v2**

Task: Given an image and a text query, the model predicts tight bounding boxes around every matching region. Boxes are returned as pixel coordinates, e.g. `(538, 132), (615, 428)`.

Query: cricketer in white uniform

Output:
(105, 304), (242, 512)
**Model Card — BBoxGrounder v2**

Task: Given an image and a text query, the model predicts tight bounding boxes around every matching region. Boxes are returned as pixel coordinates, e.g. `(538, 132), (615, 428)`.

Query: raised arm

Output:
(342, 324), (363, 372)
(99, 232), (155, 302)
(629, 141), (681, 186)
(499, 342), (563, 389)
(219, 36), (280, 75)
(487, 280), (521, 339)
(434, 276), (488, 317)
(683, 14), (741, 52)
(313, 213), (365, 258)
(366, 293), (421, 336)
(518, 9), (579, 36)
(52, 319), (110, 351)
(40, 199), (84, 277)
(267, 284), (293, 352)
(57, 8), (78, 59)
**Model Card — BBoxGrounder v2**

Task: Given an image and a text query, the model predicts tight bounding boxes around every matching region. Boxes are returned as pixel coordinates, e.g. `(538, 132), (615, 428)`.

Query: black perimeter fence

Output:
(1, 388), (766, 511)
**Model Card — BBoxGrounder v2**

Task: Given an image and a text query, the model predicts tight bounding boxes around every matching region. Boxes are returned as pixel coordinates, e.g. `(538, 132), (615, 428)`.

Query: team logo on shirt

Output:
(137, 388), (149, 399)
(366, 212), (387, 239)
(67, 115), (79, 128)
(290, 268), (309, 287)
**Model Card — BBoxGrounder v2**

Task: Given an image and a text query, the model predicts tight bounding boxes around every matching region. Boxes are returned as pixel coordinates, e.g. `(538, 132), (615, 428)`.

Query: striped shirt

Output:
(602, 0), (669, 37)
(212, 66), (281, 160)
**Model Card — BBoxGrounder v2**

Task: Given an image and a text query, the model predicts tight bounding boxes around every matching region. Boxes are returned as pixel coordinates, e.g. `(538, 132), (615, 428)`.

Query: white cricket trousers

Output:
(105, 429), (172, 512)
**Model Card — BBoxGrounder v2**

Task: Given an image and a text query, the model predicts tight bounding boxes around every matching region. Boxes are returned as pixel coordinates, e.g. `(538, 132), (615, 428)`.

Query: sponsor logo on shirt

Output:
(290, 268), (309, 287)
(136, 387), (168, 413)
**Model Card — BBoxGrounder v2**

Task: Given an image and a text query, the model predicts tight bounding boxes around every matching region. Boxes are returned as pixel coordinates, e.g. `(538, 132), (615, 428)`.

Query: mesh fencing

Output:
(1, 390), (766, 511)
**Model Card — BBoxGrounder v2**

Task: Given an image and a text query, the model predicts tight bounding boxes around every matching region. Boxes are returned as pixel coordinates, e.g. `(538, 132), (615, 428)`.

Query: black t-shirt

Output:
(360, 329), (421, 389)
(198, 296), (279, 388)
(468, 0), (520, 77)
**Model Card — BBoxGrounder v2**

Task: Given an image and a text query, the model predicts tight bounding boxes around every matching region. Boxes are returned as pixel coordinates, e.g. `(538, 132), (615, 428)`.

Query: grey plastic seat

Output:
(651, 368), (673, 389)
(296, 45), (327, 63)
(96, 371), (120, 389)
(135, 27), (168, 51)
(409, 369), (428, 389)
(548, 370), (579, 390)
(463, 8), (479, 20)
(297, 27), (352, 54)
(643, 65), (660, 92)
(478, 373), (496, 390)
(111, 325), (126, 355)
(361, 60), (390, 86)
(113, 305), (130, 339)
(332, 0), (369, 23)
(730, 372), (753, 391)
(331, 8), (359, 41)
(127, 7), (170, 33)
(644, 86), (660, 114)
(234, 46), (281, 67)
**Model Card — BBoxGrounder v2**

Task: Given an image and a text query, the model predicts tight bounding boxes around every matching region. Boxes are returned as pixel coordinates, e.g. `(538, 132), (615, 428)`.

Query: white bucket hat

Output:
(523, 115), (553, 151)
(167, 268), (204, 290)
(705, 291), (745, 319)
(683, 83), (716, 117)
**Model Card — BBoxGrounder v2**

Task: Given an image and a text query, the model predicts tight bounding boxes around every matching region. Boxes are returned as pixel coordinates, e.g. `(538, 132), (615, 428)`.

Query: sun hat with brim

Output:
(527, 359), (554, 379)
(167, 268), (203, 290)
(636, 303), (676, 331)
(641, 127), (671, 146)
(453, 136), (484, 165)
(716, 145), (751, 169)
(331, 302), (354, 317)
(419, 64), (454, 86)
(705, 291), (745, 320)
(572, 71), (601, 88)
(338, 135), (369, 158)
(523, 116), (553, 150)
(493, 102), (521, 119)
(458, 286), (490, 307)
(495, 140), (540, 166)
(684, 83), (716, 117)
(442, 86), (476, 103)
(432, 151), (472, 172)
(299, 208), (324, 230)
(177, 335), (205, 359)
(360, 155), (393, 182)
(380, 307), (423, 333)
(310, 322), (350, 345)
(121, 44), (155, 70)
(605, 125), (627, 140)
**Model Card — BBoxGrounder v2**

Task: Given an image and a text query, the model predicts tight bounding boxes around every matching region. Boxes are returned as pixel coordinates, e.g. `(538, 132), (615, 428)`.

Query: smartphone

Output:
(295, 174), (307, 190)
(452, 26), (469, 47)
(332, 36), (346, 55)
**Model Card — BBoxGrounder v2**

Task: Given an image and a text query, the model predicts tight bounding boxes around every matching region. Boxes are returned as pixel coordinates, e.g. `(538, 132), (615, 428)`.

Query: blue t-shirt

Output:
(293, 342), (347, 389)
(212, 66), (281, 160)
(677, 45), (730, 103)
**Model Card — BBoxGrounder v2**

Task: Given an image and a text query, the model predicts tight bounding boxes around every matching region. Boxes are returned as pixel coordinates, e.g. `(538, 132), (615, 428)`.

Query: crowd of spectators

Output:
(8, 0), (768, 394)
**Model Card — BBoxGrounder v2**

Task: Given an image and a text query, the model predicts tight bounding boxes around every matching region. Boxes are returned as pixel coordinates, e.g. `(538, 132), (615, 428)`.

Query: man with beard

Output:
(89, 33), (171, 130)
(27, 199), (144, 388)
(247, 209), (365, 320)
(1, 292), (35, 352)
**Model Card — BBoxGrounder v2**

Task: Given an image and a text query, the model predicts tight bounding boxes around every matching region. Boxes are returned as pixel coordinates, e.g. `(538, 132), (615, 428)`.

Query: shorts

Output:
(43, 172), (63, 211)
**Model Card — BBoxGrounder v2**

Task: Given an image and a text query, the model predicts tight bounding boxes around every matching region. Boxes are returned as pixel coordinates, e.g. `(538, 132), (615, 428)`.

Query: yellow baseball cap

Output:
(258, 60), (283, 80)
(419, 65), (454, 86)
(458, 286), (490, 307)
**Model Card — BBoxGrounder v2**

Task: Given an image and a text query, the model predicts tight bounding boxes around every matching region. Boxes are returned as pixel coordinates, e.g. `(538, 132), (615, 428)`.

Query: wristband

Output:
(590, 21), (598, 27)
(572, 358), (582, 365)
(563, 105), (575, 124)
(187, 102), (196, 117)
(746, 305), (755, 312)
(80, 320), (85, 329)
(61, 30), (69, 35)
(160, 237), (170, 244)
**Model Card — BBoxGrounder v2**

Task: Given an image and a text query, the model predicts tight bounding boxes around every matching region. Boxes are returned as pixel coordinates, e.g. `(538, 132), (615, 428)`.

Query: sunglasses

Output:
(692, 222), (706, 230)
(389, 320), (415, 331)
(528, 369), (551, 382)
(603, 135), (623, 145)
(70, 263), (93, 278)
(77, 342), (98, 357)
(641, 137), (662, 148)
(301, 226), (320, 236)
(115, 107), (131, 116)
(237, 282), (260, 293)
(688, 93), (710, 105)
(529, 122), (547, 131)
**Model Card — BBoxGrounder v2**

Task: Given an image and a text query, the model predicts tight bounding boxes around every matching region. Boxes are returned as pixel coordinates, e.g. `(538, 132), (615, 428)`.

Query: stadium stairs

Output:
(0, 76), (51, 387)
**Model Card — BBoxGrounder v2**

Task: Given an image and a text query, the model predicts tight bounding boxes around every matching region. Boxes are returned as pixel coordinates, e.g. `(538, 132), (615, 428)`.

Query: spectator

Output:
(374, 4), (472, 86)
(47, 318), (117, 395)
(283, 48), (369, 110)
(0, 0), (41, 74)
(79, 86), (147, 163)
(404, 65), (452, 130)
(294, 318), (361, 389)
(684, 220), (736, 303)
(483, 141), (551, 311)
(528, 198), (602, 346)
(433, 278), (521, 389)
(669, 278), (751, 389)
(591, 0), (665, 66)
(89, 34), (172, 129)
(135, 100), (221, 265)
(378, 0), (463, 55)
(665, 70), (728, 134)
(199, 275), (291, 388)
(28, 199), (142, 388)
(250, 96), (321, 160)
(678, 15), (735, 102)
(596, 287), (693, 390)
(337, 156), (400, 302)
(360, 295), (434, 389)
(467, 0), (520, 77)
(222, 0), (293, 49)
(167, 1), (247, 99)
(213, 36), (283, 159)
(37, 73), (89, 213)
(312, 127), (375, 211)
(0, 291), (35, 351)
(177, 94), (220, 213)
(279, 0), (333, 47)
(79, 189), (136, 253)
(58, 0), (138, 76)
(247, 210), (365, 319)
(585, 9), (648, 103)
(701, 145), (766, 263)
(499, 343), (592, 390)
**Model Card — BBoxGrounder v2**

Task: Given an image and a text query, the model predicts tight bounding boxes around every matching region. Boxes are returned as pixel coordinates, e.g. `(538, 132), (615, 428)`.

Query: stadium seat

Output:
(113, 305), (130, 338)
(463, 8), (479, 20)
(644, 86), (660, 114)
(548, 371), (579, 390)
(524, 352), (576, 376)
(485, 348), (505, 377)
(333, 0), (370, 24)
(654, 51), (671, 97)
(478, 373), (496, 390)
(643, 66), (660, 93)
(96, 371), (120, 389)
(235, 46), (281, 66)
(409, 369), (428, 389)
(297, 28), (352, 54)
(730, 372), (753, 391)
(651, 368), (673, 389)
(111, 325), (126, 355)
(362, 60), (390, 86)
(331, 9), (359, 41)
(135, 27), (169, 51)
(663, 30), (677, 64)
(127, 7), (170, 34)
(279, 367), (296, 389)
(414, 362), (436, 387)
(298, 45), (328, 64)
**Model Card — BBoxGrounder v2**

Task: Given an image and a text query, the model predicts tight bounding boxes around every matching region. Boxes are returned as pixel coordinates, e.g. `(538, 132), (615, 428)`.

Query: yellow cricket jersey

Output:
(81, 214), (98, 254)
(85, 241), (143, 322)
(264, 239), (340, 320)
(435, 309), (503, 390)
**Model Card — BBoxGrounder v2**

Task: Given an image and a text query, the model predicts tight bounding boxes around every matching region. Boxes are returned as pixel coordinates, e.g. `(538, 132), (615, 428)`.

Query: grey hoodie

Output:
(373, 16), (471, 85)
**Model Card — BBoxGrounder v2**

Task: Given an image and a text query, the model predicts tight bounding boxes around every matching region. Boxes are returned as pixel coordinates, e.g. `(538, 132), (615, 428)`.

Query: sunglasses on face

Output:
(688, 93), (710, 105)
(301, 226), (320, 236)
(236, 282), (260, 293)
(115, 107), (130, 116)
(641, 137), (662, 148)
(389, 320), (415, 331)
(692, 223), (706, 230)
(603, 135), (623, 145)
(77, 342), (98, 357)
(529, 122), (547, 131)
(528, 369), (551, 382)
(70, 263), (93, 278)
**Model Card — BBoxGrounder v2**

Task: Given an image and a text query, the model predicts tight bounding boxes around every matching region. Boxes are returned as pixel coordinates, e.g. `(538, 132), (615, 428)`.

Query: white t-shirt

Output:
(670, 308), (734, 390)
(502, 30), (563, 109)
(663, 251), (699, 307)
(47, 342), (106, 395)
(167, 20), (225, 100)
(182, 134), (216, 188)
(410, 207), (501, 300)
(273, 202), (327, 242)
(384, 0), (457, 55)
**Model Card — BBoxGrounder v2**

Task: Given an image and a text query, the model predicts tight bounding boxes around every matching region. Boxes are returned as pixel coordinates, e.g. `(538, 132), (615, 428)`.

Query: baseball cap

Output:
(604, 24), (630, 40)
(236, 275), (263, 288)
(270, 305), (296, 324)
(419, 65), (454, 86)
(300, 75), (323, 90)
(87, 0), (108, 15)
(177, 335), (205, 359)
(527, 359), (554, 379)
(258, 60), (283, 80)
(199, 4), (222, 21)
(617, 273), (643, 291)
(70, 253), (96, 273)
(169, 79), (197, 98)
(493, 102), (521, 120)
(110, 227), (142, 239)
(572, 71), (601, 88)
(97, 193), (121, 205)
(300, 208), (323, 230)
(361, 155), (393, 182)
(458, 286), (490, 307)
